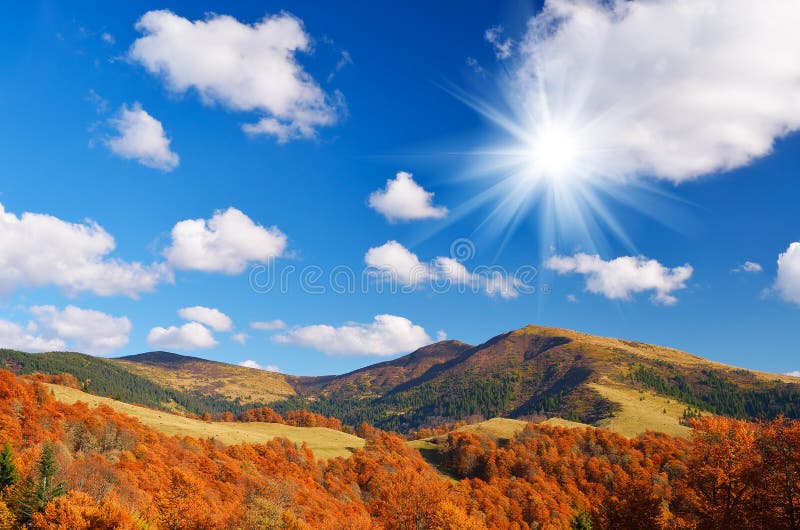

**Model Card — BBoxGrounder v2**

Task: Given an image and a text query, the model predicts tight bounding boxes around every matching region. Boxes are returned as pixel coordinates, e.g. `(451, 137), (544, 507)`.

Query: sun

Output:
(434, 79), (687, 255)
(526, 123), (581, 182)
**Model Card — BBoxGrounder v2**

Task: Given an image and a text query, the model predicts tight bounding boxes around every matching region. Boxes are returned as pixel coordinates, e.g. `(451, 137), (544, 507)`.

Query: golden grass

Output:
(112, 358), (296, 405)
(48, 384), (363, 460)
(455, 417), (529, 440)
(513, 324), (798, 383)
(541, 417), (594, 430)
(589, 380), (697, 438)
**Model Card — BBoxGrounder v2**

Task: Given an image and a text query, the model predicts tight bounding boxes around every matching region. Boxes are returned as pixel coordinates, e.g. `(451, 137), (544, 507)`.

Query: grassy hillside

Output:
(115, 351), (296, 405)
(289, 340), (473, 399)
(48, 383), (364, 459)
(272, 324), (800, 432)
(0, 349), (248, 415)
(7, 324), (800, 437)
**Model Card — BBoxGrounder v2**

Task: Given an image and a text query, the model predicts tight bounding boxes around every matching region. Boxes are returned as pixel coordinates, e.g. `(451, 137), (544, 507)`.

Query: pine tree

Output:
(0, 443), (18, 494)
(17, 442), (66, 523)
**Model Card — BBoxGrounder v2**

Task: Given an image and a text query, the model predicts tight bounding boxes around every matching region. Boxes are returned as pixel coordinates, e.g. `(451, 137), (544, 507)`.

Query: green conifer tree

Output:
(17, 442), (66, 522)
(0, 442), (18, 494)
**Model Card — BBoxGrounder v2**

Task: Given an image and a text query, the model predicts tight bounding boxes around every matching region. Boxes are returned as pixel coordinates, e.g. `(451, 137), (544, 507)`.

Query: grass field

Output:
(590, 380), (697, 438)
(541, 417), (595, 430)
(453, 417), (529, 439)
(48, 384), (364, 459)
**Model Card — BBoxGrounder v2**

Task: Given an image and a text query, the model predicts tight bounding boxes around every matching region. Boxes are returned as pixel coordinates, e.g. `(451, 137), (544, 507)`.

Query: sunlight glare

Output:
(527, 124), (580, 182)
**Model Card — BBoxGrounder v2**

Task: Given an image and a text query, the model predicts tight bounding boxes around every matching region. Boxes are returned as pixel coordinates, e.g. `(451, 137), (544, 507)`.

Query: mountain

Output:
(287, 340), (473, 399)
(0, 348), (289, 415)
(267, 324), (800, 433)
(116, 351), (296, 406)
(3, 324), (800, 435)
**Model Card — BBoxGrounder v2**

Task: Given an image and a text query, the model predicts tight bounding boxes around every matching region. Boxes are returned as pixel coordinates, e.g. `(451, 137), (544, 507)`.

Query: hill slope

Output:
(48, 383), (363, 459)
(275, 324), (800, 432)
(115, 351), (295, 405)
(5, 324), (800, 435)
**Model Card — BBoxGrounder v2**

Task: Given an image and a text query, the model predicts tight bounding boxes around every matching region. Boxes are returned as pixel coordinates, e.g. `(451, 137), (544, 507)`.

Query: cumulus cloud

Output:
(733, 261), (763, 273)
(105, 103), (179, 171)
(147, 321), (217, 350)
(238, 360), (280, 372)
(365, 241), (524, 298)
(485, 25), (513, 59)
(368, 172), (448, 223)
(365, 241), (430, 285)
(130, 10), (340, 142)
(273, 314), (433, 356)
(0, 203), (168, 297)
(0, 320), (66, 352)
(250, 319), (286, 331)
(164, 207), (287, 274)
(231, 333), (248, 345)
(178, 306), (232, 331)
(547, 253), (693, 305)
(31, 305), (131, 355)
(775, 242), (800, 305)
(514, 0), (800, 183)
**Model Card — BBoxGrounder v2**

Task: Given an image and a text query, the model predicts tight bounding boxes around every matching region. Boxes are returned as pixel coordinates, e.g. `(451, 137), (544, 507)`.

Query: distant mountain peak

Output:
(118, 350), (205, 366)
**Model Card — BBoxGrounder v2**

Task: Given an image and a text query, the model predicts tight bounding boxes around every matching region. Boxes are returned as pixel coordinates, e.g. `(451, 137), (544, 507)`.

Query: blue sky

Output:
(1, 0), (799, 376)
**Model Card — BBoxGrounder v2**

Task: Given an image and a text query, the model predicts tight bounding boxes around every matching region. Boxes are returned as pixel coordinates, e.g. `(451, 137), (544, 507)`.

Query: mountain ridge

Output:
(3, 324), (800, 436)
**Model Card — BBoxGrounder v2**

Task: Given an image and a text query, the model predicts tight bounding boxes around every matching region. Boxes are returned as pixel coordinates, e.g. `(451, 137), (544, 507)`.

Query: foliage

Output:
(0, 500), (15, 530)
(0, 442), (18, 494)
(17, 442), (67, 523)
(571, 510), (592, 530)
(0, 348), (255, 415)
(3, 367), (800, 528)
(632, 365), (800, 420)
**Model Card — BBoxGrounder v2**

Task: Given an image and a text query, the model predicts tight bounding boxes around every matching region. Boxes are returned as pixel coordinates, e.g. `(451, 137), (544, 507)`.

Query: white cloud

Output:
(238, 360), (280, 372)
(273, 314), (433, 356)
(465, 56), (485, 75)
(733, 261), (763, 273)
(231, 333), (248, 345)
(101, 32), (115, 44)
(0, 203), (169, 297)
(368, 172), (448, 223)
(436, 330), (448, 341)
(327, 50), (352, 83)
(177, 306), (232, 331)
(365, 240), (430, 285)
(147, 322), (217, 350)
(130, 10), (340, 142)
(485, 25), (513, 59)
(250, 319), (286, 331)
(86, 90), (109, 114)
(514, 0), (800, 183)
(105, 103), (179, 171)
(365, 241), (523, 298)
(775, 242), (800, 305)
(786, 371), (800, 378)
(567, 294), (578, 303)
(31, 305), (131, 355)
(547, 253), (693, 305)
(0, 320), (66, 352)
(164, 207), (287, 274)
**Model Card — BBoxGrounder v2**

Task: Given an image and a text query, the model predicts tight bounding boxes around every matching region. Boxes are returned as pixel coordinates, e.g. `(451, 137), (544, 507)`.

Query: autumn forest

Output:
(1, 367), (800, 529)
